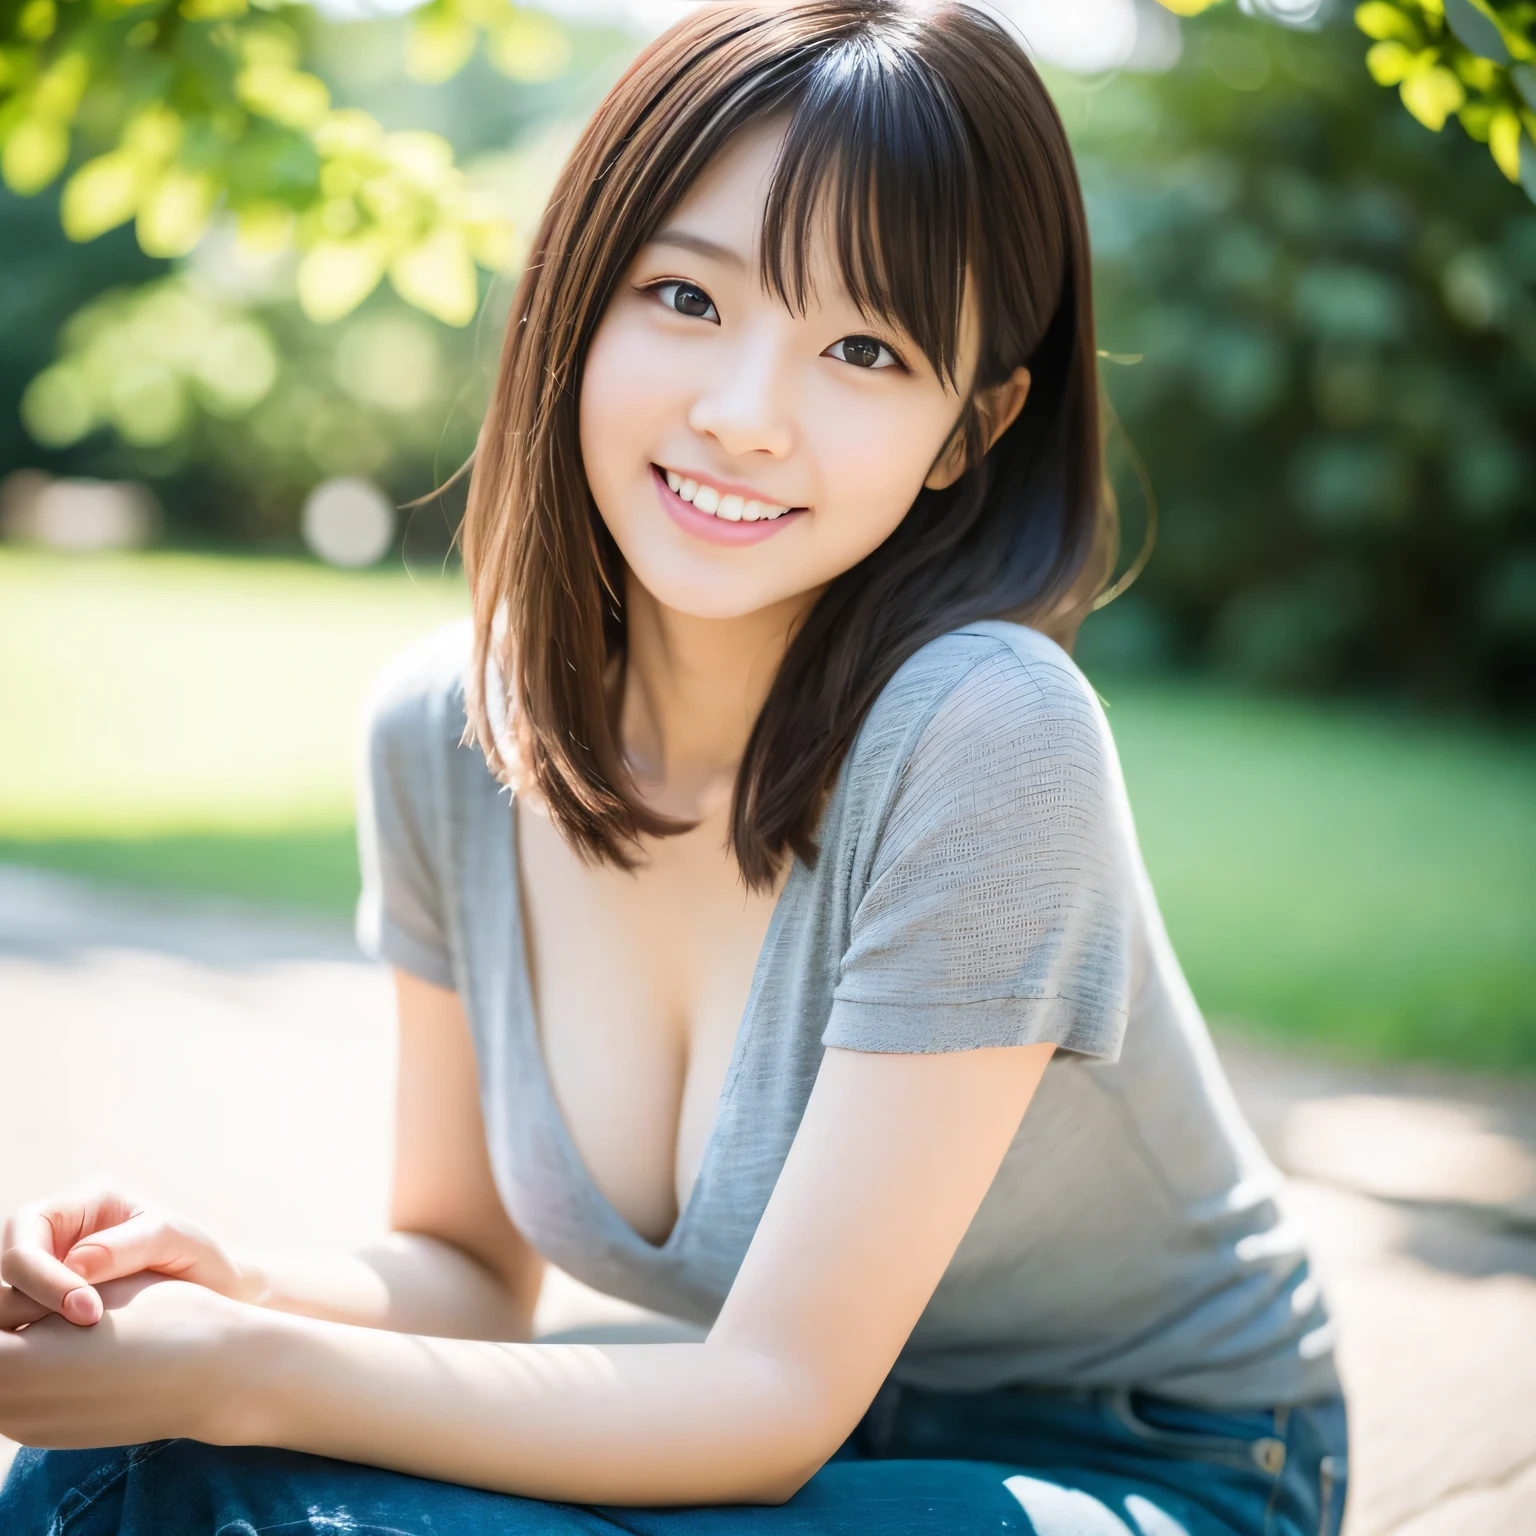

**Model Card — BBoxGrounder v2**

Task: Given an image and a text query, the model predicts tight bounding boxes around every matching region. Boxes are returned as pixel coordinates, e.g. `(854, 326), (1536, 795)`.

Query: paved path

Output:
(2, 865), (1533, 1534)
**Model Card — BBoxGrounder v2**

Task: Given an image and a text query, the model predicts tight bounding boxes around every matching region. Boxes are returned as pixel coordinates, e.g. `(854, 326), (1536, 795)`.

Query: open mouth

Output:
(654, 465), (803, 523)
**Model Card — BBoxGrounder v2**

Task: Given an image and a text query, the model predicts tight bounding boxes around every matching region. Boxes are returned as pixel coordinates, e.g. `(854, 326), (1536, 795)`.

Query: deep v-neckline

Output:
(506, 797), (805, 1256)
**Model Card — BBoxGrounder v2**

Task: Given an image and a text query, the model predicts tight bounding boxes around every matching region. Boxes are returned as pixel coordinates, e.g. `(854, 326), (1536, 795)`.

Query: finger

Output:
(0, 1284), (51, 1331)
(1, 1236), (101, 1323)
(1, 1196), (134, 1324)
(3, 1189), (139, 1267)
(64, 1212), (192, 1285)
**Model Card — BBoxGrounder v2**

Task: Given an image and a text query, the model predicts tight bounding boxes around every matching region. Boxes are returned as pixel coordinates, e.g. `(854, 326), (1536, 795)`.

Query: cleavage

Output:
(515, 797), (780, 1245)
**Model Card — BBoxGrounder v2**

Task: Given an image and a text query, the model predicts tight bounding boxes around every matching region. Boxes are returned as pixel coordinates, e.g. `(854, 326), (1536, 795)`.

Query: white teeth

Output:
(662, 468), (793, 521)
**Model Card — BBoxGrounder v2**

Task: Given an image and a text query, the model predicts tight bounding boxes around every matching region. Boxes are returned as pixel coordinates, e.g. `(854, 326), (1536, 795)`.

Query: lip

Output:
(651, 464), (807, 547)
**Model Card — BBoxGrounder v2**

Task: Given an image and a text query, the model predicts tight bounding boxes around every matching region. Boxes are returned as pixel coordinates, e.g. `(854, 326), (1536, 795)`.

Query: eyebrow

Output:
(646, 227), (748, 269)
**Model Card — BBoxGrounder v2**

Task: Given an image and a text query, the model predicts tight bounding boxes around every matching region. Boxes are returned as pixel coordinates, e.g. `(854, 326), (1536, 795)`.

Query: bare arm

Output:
(0, 972), (541, 1343)
(236, 971), (543, 1340)
(224, 1029), (1055, 1506)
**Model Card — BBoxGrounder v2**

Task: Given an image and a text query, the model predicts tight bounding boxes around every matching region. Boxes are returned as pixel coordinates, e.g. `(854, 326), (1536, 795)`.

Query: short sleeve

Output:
(823, 644), (1130, 1062)
(354, 635), (461, 991)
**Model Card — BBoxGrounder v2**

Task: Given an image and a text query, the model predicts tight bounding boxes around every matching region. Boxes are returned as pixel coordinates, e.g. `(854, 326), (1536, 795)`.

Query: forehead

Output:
(651, 119), (851, 306)
(666, 117), (787, 228)
(646, 115), (978, 383)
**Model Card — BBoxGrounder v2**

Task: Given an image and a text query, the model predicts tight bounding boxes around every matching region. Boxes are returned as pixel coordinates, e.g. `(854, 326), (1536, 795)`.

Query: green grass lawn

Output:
(0, 549), (467, 908)
(3, 548), (1533, 1070)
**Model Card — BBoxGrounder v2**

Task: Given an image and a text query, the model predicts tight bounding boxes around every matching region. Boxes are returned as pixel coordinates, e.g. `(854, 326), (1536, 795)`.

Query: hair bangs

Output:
(759, 31), (977, 388)
(464, 0), (1111, 888)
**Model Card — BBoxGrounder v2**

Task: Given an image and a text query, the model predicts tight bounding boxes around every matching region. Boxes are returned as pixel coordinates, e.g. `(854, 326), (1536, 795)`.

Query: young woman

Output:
(0, 3), (1349, 1532)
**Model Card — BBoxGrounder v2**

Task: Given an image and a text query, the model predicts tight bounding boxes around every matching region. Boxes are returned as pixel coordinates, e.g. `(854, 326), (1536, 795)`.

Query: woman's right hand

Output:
(0, 1188), (259, 1330)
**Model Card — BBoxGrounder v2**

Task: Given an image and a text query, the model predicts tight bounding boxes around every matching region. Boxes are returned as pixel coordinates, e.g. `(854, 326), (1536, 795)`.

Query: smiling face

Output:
(578, 117), (993, 622)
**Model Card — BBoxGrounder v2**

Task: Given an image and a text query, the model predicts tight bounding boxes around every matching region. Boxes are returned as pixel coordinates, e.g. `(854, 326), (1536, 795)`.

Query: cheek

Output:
(805, 385), (953, 554)
(578, 319), (675, 509)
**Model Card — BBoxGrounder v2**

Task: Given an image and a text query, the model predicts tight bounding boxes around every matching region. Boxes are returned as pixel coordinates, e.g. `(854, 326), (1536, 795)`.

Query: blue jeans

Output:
(1, 1380), (1348, 1535)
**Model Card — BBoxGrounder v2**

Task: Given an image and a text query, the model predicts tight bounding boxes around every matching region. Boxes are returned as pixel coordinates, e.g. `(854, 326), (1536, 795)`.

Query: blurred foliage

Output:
(0, 0), (577, 325)
(1160, 0), (1536, 199)
(404, 0), (571, 86)
(1066, 7), (1536, 709)
(13, 254), (488, 532)
(22, 274), (277, 448)
(4, 2), (1535, 711)
(0, 0), (608, 543)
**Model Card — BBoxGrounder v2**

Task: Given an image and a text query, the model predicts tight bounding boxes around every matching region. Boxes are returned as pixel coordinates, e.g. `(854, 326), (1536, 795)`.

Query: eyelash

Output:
(642, 279), (909, 373)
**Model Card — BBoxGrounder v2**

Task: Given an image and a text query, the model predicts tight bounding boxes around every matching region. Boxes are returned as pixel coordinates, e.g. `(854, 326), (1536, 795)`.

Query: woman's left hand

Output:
(0, 1271), (255, 1449)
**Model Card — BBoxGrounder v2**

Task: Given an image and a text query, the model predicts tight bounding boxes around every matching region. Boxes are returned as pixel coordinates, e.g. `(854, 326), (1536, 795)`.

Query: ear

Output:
(924, 366), (1033, 491)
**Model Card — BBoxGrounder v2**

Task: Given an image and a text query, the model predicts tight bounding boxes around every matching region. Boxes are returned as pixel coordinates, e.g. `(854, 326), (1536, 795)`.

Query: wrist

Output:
(206, 1297), (305, 1446)
(230, 1251), (275, 1308)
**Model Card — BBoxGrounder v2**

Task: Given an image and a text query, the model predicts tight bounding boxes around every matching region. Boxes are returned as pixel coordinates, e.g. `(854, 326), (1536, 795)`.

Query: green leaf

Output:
(224, 125), (321, 204)
(463, 212), (516, 270)
(1442, 0), (1509, 63)
(136, 168), (216, 256)
(1523, 129), (1536, 203)
(121, 106), (183, 163)
(1513, 63), (1536, 112)
(406, 13), (477, 84)
(312, 108), (383, 159)
(297, 236), (386, 323)
(60, 151), (144, 239)
(238, 22), (301, 70)
(1355, 3), (1422, 44)
(1, 116), (69, 195)
(1366, 40), (1422, 86)
(1489, 108), (1522, 178)
(488, 10), (571, 82)
(31, 52), (89, 122)
(179, 0), (248, 17)
(236, 65), (330, 130)
(1459, 97), (1500, 138)
(1401, 65), (1466, 128)
(1452, 50), (1501, 90)
(18, 0), (57, 43)
(383, 129), (456, 183)
(389, 225), (478, 325)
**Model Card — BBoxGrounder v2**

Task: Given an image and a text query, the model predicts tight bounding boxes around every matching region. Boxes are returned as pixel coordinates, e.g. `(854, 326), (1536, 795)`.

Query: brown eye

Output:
(827, 335), (898, 370)
(655, 281), (718, 322)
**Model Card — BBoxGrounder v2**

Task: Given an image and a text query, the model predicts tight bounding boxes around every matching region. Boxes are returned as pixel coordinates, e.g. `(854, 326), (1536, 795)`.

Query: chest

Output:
(514, 798), (782, 1247)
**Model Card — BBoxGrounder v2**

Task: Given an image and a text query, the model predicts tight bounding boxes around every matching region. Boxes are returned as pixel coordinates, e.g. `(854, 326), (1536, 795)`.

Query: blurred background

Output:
(2, 0), (1531, 1069)
(3, 1), (1536, 1526)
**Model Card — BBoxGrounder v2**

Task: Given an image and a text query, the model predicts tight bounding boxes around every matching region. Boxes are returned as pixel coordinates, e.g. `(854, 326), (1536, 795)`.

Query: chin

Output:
(631, 564), (801, 621)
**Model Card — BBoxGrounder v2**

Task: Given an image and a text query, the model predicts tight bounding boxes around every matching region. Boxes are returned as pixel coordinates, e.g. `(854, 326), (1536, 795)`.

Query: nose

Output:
(686, 325), (796, 461)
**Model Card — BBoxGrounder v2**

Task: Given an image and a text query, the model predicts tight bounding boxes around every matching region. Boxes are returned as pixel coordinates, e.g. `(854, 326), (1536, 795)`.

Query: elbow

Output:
(743, 1463), (822, 1507)
(739, 1429), (832, 1506)
(721, 1450), (826, 1508)
(717, 1364), (852, 1507)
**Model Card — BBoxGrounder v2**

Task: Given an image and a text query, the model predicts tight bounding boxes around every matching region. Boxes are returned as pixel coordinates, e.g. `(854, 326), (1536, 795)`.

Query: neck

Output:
(620, 570), (818, 819)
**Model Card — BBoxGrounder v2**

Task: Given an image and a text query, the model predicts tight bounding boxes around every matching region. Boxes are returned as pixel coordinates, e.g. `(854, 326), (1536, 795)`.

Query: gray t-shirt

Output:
(356, 616), (1340, 1408)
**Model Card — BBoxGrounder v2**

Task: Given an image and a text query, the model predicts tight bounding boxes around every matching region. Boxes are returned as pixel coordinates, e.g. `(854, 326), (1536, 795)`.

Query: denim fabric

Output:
(1, 1381), (1348, 1535)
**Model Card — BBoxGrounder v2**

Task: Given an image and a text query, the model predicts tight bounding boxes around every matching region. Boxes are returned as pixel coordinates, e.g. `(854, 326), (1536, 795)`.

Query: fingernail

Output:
(63, 1288), (101, 1325)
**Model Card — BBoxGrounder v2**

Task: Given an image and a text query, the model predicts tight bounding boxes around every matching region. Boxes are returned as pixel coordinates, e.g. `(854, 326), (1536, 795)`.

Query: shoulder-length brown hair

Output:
(462, 0), (1113, 891)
